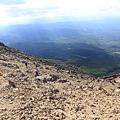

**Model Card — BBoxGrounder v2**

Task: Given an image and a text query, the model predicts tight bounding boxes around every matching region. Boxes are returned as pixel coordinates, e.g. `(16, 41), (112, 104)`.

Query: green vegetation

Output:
(114, 52), (120, 55)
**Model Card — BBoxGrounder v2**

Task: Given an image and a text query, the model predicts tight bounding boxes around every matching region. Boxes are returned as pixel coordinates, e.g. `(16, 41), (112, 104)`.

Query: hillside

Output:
(0, 42), (120, 120)
(9, 41), (120, 77)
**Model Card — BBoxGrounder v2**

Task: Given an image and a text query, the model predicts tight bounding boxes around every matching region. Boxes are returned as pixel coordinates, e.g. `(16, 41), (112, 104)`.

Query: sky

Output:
(0, 0), (120, 26)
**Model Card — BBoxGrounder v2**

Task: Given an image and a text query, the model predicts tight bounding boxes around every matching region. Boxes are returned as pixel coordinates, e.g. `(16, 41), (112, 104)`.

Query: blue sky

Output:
(0, 0), (120, 25)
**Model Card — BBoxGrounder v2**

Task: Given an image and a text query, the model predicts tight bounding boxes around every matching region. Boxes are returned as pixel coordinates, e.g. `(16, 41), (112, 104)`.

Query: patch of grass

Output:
(114, 52), (120, 54)
(80, 66), (111, 77)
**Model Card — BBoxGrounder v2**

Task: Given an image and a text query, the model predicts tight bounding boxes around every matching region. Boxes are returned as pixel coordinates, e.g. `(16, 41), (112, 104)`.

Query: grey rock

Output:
(53, 88), (59, 93)
(115, 89), (120, 93)
(36, 75), (52, 83)
(57, 78), (67, 83)
(36, 74), (60, 82)
(3, 72), (14, 77)
(8, 80), (16, 88)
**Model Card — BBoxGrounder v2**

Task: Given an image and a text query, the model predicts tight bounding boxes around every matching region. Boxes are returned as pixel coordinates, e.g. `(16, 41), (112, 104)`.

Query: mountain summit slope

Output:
(0, 43), (120, 120)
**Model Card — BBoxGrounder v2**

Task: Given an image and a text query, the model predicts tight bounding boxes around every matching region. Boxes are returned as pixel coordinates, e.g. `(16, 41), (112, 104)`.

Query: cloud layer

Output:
(0, 0), (120, 25)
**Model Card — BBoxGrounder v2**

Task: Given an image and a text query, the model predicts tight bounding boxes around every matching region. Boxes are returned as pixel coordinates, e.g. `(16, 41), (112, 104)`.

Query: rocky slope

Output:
(0, 42), (120, 120)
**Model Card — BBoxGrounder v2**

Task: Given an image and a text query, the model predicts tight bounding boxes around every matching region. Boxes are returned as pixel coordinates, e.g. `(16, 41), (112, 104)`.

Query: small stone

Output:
(88, 84), (94, 89)
(1, 108), (7, 111)
(16, 69), (21, 72)
(115, 89), (120, 93)
(19, 96), (26, 101)
(57, 79), (67, 83)
(4, 72), (14, 77)
(8, 80), (16, 87)
(36, 75), (52, 82)
(76, 86), (82, 90)
(0, 72), (3, 76)
(53, 88), (59, 93)
(50, 74), (60, 81)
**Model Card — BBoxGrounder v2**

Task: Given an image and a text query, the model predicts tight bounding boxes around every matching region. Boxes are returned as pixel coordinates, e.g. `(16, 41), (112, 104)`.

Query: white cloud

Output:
(22, 0), (120, 17)
(0, 0), (25, 5)
(0, 0), (120, 25)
